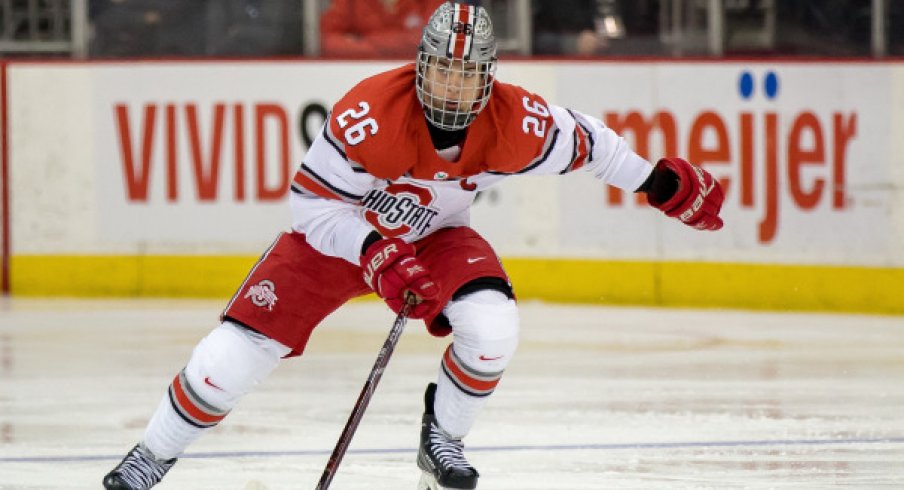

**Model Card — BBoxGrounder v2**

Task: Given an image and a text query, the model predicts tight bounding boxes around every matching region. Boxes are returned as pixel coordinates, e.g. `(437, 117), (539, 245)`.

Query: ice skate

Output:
(416, 383), (479, 490)
(102, 442), (177, 490)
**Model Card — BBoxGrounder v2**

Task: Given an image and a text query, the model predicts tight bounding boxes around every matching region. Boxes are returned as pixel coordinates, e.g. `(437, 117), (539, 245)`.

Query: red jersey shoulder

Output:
(328, 65), (421, 179)
(477, 81), (557, 173)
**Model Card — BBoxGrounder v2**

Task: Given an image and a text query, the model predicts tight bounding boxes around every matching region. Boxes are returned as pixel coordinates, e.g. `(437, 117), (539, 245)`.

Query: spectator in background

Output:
(320, 0), (447, 58)
(532, 0), (606, 56)
(90, 0), (207, 57)
(204, 0), (303, 56)
(91, 0), (303, 59)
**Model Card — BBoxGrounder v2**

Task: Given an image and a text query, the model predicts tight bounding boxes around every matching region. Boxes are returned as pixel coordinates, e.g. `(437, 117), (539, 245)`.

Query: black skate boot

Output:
(102, 442), (177, 490)
(416, 383), (479, 490)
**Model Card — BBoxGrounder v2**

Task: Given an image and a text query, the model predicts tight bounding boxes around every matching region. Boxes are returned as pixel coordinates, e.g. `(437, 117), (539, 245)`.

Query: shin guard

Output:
(434, 290), (519, 439)
(143, 321), (290, 459)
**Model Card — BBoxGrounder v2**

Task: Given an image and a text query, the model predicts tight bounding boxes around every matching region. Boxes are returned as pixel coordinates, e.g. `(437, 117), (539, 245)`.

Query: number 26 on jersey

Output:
(521, 96), (549, 138)
(336, 102), (379, 146)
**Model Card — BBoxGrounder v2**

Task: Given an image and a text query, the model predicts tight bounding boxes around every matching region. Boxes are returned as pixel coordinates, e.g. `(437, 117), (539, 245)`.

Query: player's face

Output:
(421, 57), (484, 112)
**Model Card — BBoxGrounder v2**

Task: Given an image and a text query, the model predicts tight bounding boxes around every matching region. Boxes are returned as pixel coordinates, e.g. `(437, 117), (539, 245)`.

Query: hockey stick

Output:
(315, 299), (414, 490)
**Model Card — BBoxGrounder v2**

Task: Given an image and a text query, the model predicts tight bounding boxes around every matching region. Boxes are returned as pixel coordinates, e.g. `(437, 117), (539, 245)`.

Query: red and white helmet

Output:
(416, 1), (497, 130)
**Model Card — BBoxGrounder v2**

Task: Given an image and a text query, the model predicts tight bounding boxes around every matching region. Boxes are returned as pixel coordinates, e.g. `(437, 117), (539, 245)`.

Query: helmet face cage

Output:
(416, 53), (496, 131)
(416, 2), (497, 131)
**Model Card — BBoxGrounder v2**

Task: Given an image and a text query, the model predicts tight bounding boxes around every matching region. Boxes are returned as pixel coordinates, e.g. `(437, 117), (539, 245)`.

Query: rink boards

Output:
(2, 60), (903, 313)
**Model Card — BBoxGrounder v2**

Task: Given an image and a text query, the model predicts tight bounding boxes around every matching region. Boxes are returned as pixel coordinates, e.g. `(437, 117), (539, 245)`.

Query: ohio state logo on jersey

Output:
(244, 279), (277, 311)
(361, 183), (439, 237)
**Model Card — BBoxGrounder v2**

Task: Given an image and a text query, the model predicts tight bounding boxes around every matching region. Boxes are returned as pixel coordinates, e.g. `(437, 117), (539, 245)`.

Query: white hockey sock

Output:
(434, 366), (491, 440)
(433, 290), (519, 439)
(143, 321), (290, 460)
(143, 393), (205, 461)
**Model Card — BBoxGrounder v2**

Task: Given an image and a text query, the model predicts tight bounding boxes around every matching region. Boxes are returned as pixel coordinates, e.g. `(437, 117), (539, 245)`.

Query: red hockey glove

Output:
(647, 157), (724, 231)
(360, 237), (439, 319)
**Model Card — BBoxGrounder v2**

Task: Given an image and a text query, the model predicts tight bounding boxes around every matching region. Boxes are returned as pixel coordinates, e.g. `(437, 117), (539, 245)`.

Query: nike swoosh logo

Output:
(204, 377), (224, 391)
(467, 257), (487, 264)
(479, 355), (503, 361)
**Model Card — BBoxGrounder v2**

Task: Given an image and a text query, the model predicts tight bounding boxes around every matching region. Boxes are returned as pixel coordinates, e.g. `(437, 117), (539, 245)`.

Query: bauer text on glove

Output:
(360, 237), (439, 318)
(645, 157), (724, 231)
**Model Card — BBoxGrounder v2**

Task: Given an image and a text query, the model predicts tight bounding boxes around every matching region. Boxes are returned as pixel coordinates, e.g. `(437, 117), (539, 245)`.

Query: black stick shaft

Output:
(315, 303), (412, 490)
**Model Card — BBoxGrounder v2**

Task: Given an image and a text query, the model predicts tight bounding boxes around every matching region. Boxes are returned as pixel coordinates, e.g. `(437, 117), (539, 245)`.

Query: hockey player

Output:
(102, 2), (724, 489)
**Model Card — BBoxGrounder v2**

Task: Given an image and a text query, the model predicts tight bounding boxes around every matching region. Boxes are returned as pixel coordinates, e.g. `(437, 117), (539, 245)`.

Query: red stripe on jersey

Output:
(571, 124), (590, 171)
(293, 171), (345, 201)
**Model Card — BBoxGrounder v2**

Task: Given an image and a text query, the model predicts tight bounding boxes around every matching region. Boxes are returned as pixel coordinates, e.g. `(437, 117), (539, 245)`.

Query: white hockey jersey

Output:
(290, 64), (653, 264)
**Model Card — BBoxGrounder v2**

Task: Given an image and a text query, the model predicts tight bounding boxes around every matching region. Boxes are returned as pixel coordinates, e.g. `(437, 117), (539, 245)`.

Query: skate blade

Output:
(417, 471), (440, 490)
(418, 470), (475, 490)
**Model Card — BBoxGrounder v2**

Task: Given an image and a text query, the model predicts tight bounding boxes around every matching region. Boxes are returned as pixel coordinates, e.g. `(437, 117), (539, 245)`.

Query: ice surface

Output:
(1, 298), (902, 489)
